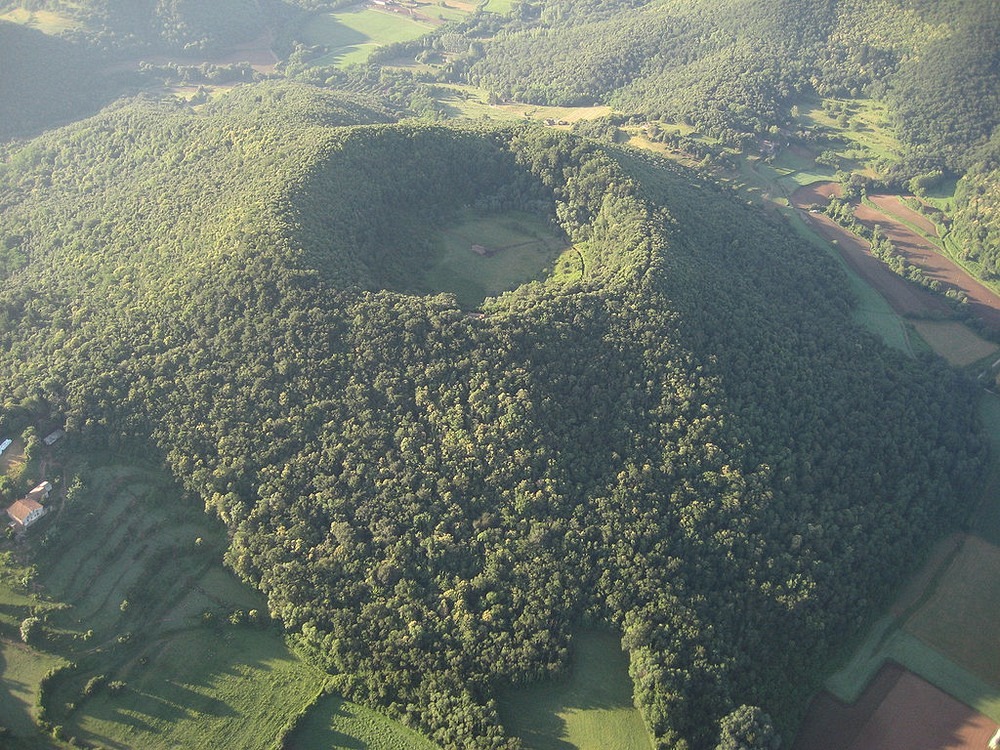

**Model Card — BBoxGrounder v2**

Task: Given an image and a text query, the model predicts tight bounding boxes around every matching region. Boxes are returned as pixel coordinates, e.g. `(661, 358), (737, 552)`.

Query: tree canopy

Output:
(0, 84), (986, 747)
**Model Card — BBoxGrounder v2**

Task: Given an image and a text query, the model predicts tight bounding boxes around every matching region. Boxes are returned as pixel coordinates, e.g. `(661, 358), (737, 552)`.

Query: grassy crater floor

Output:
(411, 210), (572, 308)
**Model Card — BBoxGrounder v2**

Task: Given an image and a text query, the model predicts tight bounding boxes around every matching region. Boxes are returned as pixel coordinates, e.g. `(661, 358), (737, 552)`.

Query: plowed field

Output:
(794, 663), (998, 750)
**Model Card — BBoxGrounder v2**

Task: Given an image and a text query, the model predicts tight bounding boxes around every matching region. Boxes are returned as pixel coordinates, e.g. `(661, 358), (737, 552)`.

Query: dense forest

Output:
(0, 83), (986, 748)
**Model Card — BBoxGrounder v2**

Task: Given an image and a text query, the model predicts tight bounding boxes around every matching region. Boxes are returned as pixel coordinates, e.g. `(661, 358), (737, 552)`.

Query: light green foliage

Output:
(499, 632), (653, 750)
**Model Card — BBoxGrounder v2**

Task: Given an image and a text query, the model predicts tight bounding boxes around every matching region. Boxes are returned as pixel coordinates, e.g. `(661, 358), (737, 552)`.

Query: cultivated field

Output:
(910, 321), (998, 367)
(0, 450), (436, 749)
(418, 211), (570, 307)
(298, 7), (434, 68)
(794, 662), (997, 750)
(853, 199), (1000, 333)
(498, 631), (653, 750)
(790, 186), (952, 321)
(905, 537), (1000, 689)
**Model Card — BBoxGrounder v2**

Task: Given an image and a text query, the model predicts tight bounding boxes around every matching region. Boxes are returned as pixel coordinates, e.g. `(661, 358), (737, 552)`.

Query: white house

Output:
(6, 497), (46, 529)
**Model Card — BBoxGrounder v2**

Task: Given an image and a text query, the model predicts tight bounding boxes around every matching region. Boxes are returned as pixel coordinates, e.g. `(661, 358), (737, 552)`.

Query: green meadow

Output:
(415, 211), (570, 307)
(498, 631), (653, 750)
(297, 7), (434, 68)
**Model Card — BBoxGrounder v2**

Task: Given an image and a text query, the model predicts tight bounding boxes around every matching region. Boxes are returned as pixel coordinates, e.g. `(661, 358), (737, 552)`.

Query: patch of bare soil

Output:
(854, 201), (1000, 333)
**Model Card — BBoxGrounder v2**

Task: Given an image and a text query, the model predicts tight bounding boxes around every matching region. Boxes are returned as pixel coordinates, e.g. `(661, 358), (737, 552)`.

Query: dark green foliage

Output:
(0, 85), (985, 748)
(0, 21), (126, 140)
(10, 0), (268, 53)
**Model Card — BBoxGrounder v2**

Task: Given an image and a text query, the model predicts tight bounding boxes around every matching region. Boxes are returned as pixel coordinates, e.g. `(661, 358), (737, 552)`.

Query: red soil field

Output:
(793, 663), (998, 750)
(792, 663), (905, 750)
(868, 194), (939, 238)
(789, 183), (1000, 330)
(853, 200), (1000, 333)
(790, 186), (952, 319)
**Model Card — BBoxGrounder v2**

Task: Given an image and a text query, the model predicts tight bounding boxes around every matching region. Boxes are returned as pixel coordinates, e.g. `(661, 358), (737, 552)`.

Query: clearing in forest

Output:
(497, 631), (653, 750)
(297, 6), (435, 68)
(417, 211), (570, 308)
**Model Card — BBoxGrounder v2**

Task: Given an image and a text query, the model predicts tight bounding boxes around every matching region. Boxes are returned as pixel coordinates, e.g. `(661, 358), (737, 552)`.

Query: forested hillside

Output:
(0, 84), (985, 748)
(457, 0), (999, 276)
(0, 20), (126, 139)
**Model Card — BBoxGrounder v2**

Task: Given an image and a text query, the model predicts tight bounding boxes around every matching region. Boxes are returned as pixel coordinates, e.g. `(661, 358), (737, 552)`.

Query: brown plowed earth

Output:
(790, 184), (1000, 324)
(868, 194), (938, 237)
(791, 663), (905, 750)
(793, 663), (998, 750)
(790, 191), (952, 318)
(852, 200), (1000, 333)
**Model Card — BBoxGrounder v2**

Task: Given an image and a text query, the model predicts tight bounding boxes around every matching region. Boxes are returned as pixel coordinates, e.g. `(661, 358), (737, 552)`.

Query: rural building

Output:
(43, 429), (64, 446)
(6, 497), (46, 529)
(0, 438), (10, 456)
(26, 481), (52, 503)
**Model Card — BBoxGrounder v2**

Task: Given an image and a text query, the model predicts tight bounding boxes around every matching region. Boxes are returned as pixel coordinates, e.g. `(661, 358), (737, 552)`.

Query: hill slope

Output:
(0, 85), (986, 748)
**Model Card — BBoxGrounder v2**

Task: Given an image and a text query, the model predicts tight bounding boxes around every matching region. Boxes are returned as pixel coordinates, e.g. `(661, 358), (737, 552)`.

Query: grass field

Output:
(911, 321), (999, 367)
(286, 693), (440, 750)
(417, 211), (569, 307)
(904, 537), (1000, 690)
(298, 7), (433, 68)
(793, 97), (903, 170)
(436, 84), (613, 124)
(498, 631), (653, 750)
(0, 8), (82, 35)
(481, 0), (515, 12)
(0, 449), (436, 749)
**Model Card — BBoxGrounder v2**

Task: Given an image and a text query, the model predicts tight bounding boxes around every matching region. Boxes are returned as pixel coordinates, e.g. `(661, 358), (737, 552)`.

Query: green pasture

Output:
(911, 321), (998, 368)
(416, 211), (569, 307)
(498, 631), (653, 750)
(481, 0), (515, 12)
(794, 96), (903, 169)
(0, 451), (436, 749)
(904, 537), (1000, 690)
(0, 7), (82, 35)
(69, 628), (328, 750)
(298, 8), (433, 68)
(0, 640), (67, 738)
(286, 693), (440, 750)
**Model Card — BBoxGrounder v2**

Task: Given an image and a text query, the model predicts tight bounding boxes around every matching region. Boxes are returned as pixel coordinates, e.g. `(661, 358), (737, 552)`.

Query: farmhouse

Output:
(27, 481), (52, 503)
(43, 429), (64, 446)
(6, 497), (46, 529)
